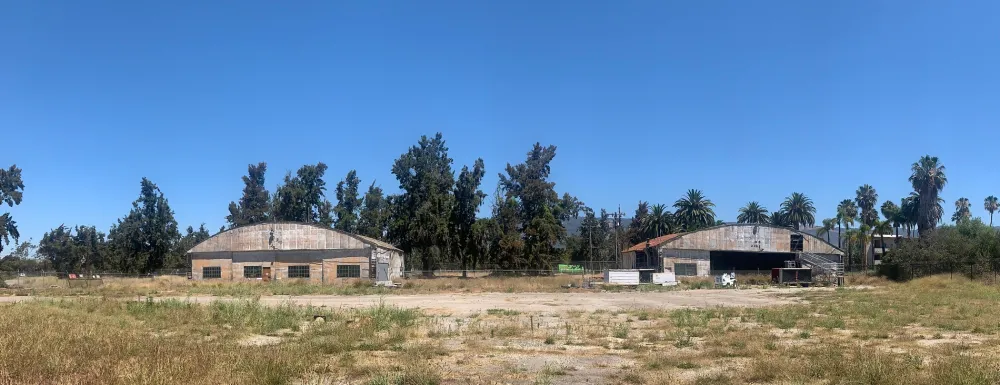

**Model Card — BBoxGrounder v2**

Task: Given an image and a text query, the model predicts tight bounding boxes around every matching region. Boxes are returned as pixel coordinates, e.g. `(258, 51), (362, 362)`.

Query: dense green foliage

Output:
(880, 219), (1000, 280)
(106, 178), (181, 273)
(17, 142), (995, 277)
(910, 155), (947, 236)
(451, 159), (486, 273)
(226, 162), (270, 228)
(780, 192), (816, 230)
(0, 165), (24, 254)
(736, 201), (768, 224)
(673, 189), (715, 231)
(39, 225), (107, 272)
(272, 163), (330, 223)
(333, 170), (363, 233)
(357, 182), (389, 239)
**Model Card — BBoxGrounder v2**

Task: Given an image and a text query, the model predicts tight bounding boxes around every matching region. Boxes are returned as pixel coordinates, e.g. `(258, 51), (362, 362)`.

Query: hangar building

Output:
(187, 222), (404, 283)
(621, 224), (843, 276)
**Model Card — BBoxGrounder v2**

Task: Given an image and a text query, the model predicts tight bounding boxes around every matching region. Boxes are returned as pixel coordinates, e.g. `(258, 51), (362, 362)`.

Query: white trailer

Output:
(603, 269), (640, 285)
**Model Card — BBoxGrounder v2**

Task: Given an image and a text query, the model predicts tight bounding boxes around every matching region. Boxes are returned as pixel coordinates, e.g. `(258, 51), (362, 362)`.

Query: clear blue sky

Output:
(4, 1), (1000, 244)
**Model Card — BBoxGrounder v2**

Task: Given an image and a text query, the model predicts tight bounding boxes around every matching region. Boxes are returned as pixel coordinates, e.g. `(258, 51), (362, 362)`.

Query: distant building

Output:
(621, 224), (844, 276)
(187, 222), (404, 283)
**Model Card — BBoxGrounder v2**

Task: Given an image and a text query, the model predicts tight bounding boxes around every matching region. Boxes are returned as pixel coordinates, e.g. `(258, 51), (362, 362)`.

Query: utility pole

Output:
(614, 205), (624, 268)
(581, 220), (598, 287)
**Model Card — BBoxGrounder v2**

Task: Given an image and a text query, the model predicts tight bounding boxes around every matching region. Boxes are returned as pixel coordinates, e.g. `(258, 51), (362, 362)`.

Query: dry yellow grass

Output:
(2, 274), (1000, 384)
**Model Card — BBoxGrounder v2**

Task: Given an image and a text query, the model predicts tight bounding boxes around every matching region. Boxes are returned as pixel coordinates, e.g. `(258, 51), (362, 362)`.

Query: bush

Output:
(879, 219), (1000, 281)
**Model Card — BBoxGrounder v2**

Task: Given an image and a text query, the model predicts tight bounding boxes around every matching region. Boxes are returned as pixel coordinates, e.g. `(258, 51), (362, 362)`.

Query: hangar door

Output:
(709, 251), (796, 274)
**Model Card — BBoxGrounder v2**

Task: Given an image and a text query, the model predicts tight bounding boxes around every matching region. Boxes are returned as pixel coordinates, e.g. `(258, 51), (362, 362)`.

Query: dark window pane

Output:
(288, 265), (310, 278)
(203, 266), (222, 279)
(336, 265), (361, 278)
(675, 263), (698, 276)
(244, 266), (262, 279)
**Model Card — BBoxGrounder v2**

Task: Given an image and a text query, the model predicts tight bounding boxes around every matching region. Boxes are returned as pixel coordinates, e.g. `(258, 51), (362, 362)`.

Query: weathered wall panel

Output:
(659, 225), (842, 255)
(191, 257), (232, 280)
(189, 223), (369, 253)
(188, 223), (403, 282)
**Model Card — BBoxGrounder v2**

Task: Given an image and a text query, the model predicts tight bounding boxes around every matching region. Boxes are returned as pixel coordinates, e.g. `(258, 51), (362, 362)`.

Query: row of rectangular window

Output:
(199, 265), (360, 279)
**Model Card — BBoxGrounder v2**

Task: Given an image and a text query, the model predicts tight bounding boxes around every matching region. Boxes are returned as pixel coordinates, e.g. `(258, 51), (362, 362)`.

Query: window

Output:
(244, 266), (262, 279)
(790, 234), (804, 252)
(202, 266), (221, 279)
(336, 264), (361, 278)
(288, 265), (310, 279)
(674, 263), (698, 276)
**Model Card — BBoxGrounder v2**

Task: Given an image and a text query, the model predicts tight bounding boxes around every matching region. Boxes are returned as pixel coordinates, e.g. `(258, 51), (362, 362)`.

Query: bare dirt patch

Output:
(156, 288), (808, 315)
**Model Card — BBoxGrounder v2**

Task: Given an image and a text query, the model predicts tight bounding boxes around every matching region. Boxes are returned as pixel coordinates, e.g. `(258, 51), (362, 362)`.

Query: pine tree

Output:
(391, 133), (455, 273)
(107, 178), (180, 273)
(334, 170), (363, 232)
(450, 159), (486, 276)
(498, 143), (565, 271)
(226, 162), (270, 228)
(357, 183), (389, 239)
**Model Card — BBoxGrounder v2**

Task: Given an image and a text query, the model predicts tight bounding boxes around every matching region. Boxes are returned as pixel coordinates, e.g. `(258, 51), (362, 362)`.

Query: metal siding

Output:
(660, 225), (842, 255)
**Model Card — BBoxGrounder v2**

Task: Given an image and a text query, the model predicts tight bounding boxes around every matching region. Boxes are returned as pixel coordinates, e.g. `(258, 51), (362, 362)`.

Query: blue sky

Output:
(3, 1), (1000, 244)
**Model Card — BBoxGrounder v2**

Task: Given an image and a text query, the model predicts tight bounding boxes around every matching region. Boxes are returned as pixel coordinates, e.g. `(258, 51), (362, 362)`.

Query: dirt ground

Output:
(0, 288), (807, 315)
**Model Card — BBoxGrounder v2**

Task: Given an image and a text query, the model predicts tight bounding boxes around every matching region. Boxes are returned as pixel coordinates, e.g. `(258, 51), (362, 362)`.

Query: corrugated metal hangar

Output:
(621, 224), (843, 276)
(187, 222), (404, 283)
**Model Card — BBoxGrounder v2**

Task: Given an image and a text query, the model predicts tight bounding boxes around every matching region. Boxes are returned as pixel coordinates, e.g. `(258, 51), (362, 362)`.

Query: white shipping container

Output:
(604, 269), (640, 285)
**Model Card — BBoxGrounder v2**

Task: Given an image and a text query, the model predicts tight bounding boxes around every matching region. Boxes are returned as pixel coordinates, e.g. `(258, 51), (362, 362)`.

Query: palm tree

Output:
(872, 219), (892, 262)
(737, 201), (769, 224)
(985, 196), (999, 227)
(817, 218), (836, 244)
(769, 211), (790, 227)
(780, 193), (816, 230)
(909, 155), (947, 236)
(851, 224), (872, 271)
(643, 204), (674, 238)
(855, 184), (879, 227)
(673, 189), (716, 231)
(835, 212), (843, 248)
(952, 197), (971, 223)
(837, 200), (856, 248)
(901, 195), (918, 237)
(881, 201), (901, 237)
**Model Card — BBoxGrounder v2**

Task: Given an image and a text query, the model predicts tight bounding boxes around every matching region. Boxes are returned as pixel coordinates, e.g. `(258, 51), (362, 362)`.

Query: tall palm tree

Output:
(780, 193), (816, 230)
(737, 201), (769, 224)
(985, 196), (999, 227)
(872, 219), (893, 261)
(817, 218), (836, 244)
(770, 211), (790, 227)
(909, 155), (947, 236)
(855, 184), (879, 227)
(643, 204), (674, 238)
(673, 189), (716, 231)
(901, 195), (918, 237)
(952, 197), (971, 223)
(852, 224), (872, 271)
(835, 212), (843, 248)
(881, 201), (901, 237)
(837, 199), (857, 248)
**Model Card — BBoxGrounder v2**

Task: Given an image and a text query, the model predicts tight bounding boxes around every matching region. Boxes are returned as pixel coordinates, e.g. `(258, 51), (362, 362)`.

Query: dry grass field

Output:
(1, 273), (785, 298)
(1, 275), (999, 384)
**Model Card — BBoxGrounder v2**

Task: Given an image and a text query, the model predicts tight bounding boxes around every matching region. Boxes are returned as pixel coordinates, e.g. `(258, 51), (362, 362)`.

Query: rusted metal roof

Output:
(623, 233), (683, 253)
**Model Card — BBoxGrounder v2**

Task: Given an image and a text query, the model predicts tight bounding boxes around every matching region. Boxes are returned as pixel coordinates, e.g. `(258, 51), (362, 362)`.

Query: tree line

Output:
(2, 151), (997, 276)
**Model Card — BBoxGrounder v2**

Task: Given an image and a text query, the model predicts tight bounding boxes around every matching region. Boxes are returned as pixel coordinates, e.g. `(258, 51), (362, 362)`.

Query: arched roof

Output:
(624, 223), (843, 255)
(188, 222), (401, 254)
